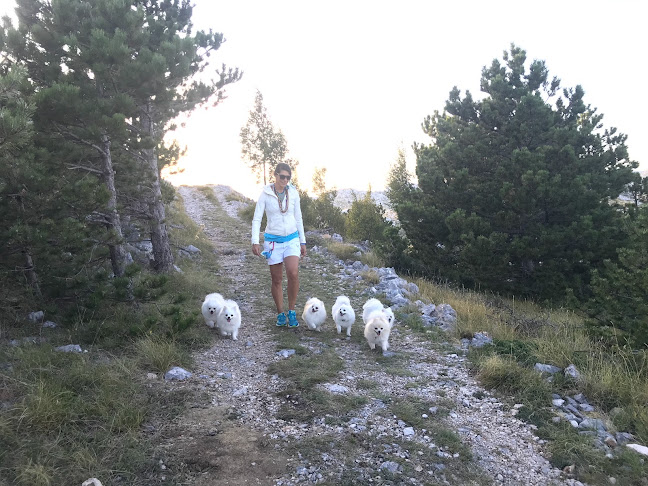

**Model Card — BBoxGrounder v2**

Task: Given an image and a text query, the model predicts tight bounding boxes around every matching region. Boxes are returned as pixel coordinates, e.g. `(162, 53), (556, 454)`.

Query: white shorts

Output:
(263, 238), (301, 265)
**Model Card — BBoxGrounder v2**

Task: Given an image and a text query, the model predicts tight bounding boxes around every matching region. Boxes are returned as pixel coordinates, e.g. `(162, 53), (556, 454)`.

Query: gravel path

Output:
(156, 185), (580, 486)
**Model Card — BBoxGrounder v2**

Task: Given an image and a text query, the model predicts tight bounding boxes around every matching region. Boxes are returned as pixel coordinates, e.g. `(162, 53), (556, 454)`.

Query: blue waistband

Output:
(264, 231), (299, 243)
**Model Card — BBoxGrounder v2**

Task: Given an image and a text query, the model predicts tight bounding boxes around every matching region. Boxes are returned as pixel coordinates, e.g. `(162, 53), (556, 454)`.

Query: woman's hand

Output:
(300, 244), (307, 257)
(252, 244), (261, 256)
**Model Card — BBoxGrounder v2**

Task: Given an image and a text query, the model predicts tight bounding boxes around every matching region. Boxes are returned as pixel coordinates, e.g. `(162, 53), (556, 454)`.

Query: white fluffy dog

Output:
(302, 297), (327, 332)
(215, 299), (241, 340)
(364, 314), (391, 351)
(202, 292), (225, 328)
(332, 295), (356, 336)
(362, 298), (395, 328)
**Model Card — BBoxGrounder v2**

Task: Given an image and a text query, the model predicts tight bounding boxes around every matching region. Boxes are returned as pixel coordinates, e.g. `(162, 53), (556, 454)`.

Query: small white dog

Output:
(364, 314), (391, 351)
(215, 299), (241, 340)
(202, 292), (225, 328)
(302, 297), (327, 332)
(332, 295), (356, 336)
(362, 298), (395, 328)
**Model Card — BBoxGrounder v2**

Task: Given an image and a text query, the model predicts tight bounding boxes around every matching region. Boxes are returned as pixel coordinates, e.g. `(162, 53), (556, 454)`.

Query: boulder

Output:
(164, 366), (192, 381)
(27, 311), (44, 322)
(626, 444), (648, 457)
(564, 364), (582, 381)
(534, 363), (562, 374)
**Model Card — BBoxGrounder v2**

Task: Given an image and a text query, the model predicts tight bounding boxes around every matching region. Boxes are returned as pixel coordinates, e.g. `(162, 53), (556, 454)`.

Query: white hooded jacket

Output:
(251, 184), (306, 245)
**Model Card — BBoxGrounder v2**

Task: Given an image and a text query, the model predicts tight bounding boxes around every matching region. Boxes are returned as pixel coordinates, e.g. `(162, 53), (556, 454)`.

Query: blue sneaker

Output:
(276, 312), (287, 327)
(287, 310), (299, 328)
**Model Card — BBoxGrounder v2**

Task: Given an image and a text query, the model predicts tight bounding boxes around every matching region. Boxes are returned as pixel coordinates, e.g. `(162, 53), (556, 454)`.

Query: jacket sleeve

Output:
(251, 193), (266, 244)
(293, 188), (306, 244)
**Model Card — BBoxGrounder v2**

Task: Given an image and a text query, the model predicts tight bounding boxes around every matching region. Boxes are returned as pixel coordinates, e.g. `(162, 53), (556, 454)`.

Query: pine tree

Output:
(587, 208), (648, 347)
(0, 62), (104, 301)
(345, 189), (389, 243)
(0, 64), (41, 297)
(240, 90), (294, 184)
(6, 0), (143, 277)
(7, 0), (241, 274)
(386, 148), (414, 210)
(125, 0), (241, 272)
(402, 45), (637, 300)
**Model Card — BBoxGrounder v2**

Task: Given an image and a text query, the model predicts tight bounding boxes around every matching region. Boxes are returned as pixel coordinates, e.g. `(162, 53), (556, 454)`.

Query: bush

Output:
(345, 190), (390, 243)
(585, 207), (648, 347)
(374, 225), (414, 271)
(301, 189), (346, 234)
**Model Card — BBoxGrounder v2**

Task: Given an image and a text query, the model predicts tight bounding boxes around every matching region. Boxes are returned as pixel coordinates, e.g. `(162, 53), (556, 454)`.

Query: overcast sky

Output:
(2, 0), (646, 198)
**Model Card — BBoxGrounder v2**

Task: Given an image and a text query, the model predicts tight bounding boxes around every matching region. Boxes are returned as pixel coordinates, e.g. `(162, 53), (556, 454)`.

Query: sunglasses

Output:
(277, 174), (291, 181)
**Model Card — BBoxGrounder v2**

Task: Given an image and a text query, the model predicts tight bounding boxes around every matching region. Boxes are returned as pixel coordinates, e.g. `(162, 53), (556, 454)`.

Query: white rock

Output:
(403, 427), (415, 436)
(55, 344), (83, 353)
(82, 479), (103, 486)
(164, 366), (192, 381)
(626, 443), (648, 456)
(534, 363), (562, 374)
(27, 311), (44, 322)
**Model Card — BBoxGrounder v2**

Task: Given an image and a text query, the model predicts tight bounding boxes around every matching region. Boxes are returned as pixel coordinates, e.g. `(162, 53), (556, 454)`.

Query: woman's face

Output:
(275, 170), (291, 191)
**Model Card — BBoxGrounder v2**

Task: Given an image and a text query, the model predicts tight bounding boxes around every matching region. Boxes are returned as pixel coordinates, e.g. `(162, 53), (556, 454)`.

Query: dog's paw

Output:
(205, 321), (215, 328)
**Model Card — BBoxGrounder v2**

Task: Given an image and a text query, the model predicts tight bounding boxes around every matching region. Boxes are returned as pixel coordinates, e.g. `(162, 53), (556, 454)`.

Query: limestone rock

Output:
(164, 366), (192, 381)
(626, 443), (648, 457)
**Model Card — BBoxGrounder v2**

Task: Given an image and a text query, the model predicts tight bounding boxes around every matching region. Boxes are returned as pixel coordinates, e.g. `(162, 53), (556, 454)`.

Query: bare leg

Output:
(269, 263), (284, 313)
(284, 256), (300, 311)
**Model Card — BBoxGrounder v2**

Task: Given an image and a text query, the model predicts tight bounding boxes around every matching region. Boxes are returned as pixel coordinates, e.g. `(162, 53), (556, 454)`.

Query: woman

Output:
(251, 163), (307, 327)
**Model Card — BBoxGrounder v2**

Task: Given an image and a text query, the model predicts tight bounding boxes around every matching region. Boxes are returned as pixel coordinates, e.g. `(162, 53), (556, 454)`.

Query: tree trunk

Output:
(140, 100), (174, 273)
(22, 249), (42, 299)
(15, 196), (42, 299)
(100, 133), (129, 277)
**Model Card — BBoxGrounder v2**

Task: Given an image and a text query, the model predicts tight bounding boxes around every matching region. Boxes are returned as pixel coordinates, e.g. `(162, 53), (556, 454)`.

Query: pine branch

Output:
(66, 164), (103, 175)
(53, 123), (107, 157)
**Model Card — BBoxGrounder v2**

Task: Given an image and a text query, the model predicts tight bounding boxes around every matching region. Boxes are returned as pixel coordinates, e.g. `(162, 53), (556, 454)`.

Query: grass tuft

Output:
(359, 251), (384, 268)
(134, 334), (190, 374)
(359, 269), (380, 284)
(325, 242), (359, 261)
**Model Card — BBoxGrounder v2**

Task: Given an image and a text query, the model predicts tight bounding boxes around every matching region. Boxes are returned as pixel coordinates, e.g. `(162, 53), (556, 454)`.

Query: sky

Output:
(2, 0), (646, 199)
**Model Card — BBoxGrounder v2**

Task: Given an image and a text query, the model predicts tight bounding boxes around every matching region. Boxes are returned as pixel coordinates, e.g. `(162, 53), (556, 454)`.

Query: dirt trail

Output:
(153, 185), (574, 486)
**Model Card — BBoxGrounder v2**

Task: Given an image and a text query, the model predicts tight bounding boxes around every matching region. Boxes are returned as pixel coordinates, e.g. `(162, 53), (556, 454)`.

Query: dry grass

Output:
(359, 269), (380, 284)
(225, 190), (252, 203)
(360, 251), (384, 268)
(197, 185), (219, 205)
(414, 278), (517, 340)
(134, 335), (190, 373)
(325, 241), (359, 261)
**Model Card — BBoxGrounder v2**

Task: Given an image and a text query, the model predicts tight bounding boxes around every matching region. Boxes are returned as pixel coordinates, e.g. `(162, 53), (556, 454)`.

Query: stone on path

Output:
(164, 366), (192, 381)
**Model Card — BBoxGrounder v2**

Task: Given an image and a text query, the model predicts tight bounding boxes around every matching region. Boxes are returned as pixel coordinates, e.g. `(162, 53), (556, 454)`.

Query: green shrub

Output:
(345, 190), (390, 243)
